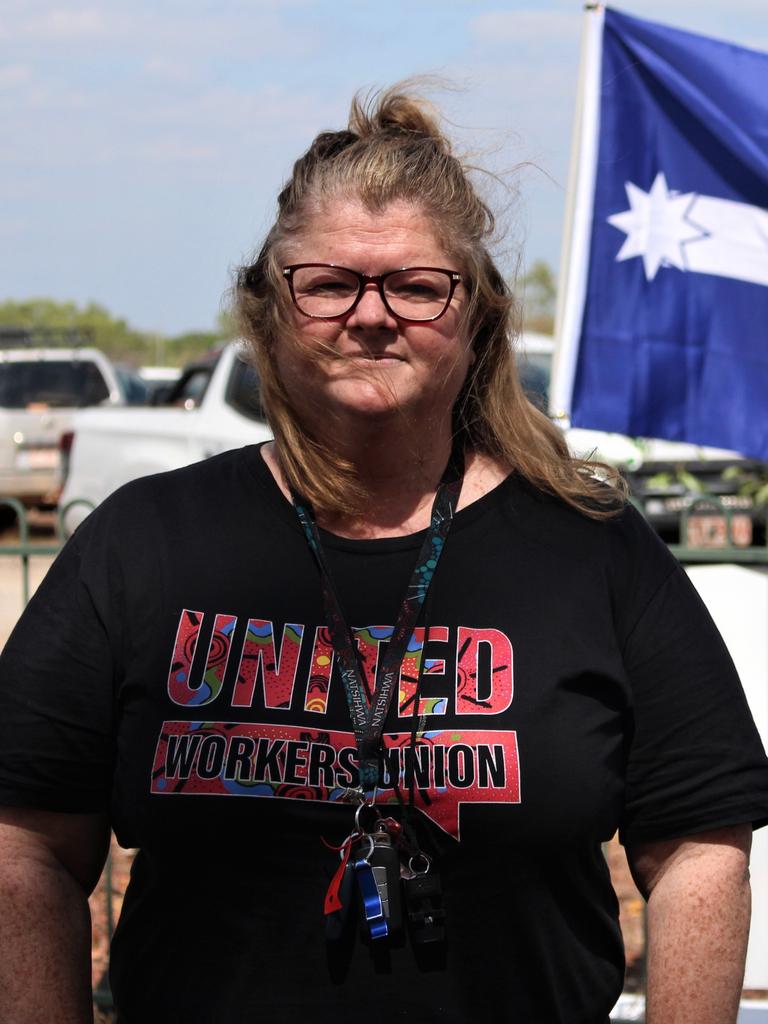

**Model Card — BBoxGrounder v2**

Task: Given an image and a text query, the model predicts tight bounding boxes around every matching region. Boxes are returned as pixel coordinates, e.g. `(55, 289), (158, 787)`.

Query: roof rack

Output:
(0, 325), (95, 349)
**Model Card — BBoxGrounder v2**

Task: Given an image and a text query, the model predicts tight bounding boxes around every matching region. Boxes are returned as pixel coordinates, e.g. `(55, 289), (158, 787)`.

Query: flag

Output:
(551, 7), (768, 459)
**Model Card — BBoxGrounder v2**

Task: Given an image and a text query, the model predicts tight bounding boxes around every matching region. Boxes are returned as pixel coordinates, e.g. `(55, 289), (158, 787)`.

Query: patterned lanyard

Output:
(291, 452), (463, 795)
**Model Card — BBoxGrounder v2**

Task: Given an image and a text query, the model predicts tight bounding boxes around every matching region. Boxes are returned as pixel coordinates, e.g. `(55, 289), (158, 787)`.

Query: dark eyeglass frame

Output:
(282, 263), (464, 323)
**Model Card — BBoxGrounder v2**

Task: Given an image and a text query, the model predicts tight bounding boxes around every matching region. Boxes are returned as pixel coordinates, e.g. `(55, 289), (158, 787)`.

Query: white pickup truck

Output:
(1, 343), (128, 525)
(60, 342), (271, 531)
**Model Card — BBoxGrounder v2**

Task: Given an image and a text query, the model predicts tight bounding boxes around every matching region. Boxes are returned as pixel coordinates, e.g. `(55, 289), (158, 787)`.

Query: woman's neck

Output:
(261, 425), (510, 541)
(326, 437), (455, 539)
(267, 417), (454, 538)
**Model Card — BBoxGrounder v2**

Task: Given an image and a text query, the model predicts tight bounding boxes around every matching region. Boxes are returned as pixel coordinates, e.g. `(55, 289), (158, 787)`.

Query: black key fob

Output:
(404, 870), (446, 945)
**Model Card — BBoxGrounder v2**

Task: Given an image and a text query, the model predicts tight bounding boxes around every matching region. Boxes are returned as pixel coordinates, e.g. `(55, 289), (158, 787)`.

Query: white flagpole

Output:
(550, 4), (605, 420)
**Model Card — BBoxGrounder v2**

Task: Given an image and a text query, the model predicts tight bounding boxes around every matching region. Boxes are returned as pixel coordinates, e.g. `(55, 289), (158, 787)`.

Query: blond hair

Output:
(235, 84), (626, 518)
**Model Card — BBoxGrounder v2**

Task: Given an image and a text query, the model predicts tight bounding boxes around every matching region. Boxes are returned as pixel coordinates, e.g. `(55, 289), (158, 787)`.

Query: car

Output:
(114, 365), (150, 406)
(59, 342), (271, 533)
(138, 365), (182, 405)
(0, 333), (126, 525)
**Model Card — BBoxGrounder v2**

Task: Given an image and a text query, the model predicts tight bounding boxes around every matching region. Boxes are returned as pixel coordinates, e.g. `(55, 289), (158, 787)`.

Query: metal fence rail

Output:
(0, 498), (95, 603)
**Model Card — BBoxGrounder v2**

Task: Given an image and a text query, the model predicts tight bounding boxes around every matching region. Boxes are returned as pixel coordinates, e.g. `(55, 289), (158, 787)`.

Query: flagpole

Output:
(550, 4), (605, 420)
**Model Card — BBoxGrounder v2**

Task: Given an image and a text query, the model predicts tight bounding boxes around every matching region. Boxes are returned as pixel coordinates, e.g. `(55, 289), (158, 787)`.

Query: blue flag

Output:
(553, 7), (768, 459)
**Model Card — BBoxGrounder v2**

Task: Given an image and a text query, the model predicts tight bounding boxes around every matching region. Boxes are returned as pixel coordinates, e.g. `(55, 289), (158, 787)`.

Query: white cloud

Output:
(7, 2), (318, 60)
(0, 218), (30, 237)
(470, 9), (579, 46)
(21, 7), (122, 39)
(141, 58), (196, 84)
(0, 64), (33, 86)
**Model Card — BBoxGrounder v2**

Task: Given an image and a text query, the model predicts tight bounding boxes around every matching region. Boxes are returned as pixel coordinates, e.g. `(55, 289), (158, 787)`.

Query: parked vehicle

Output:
(114, 366), (150, 406)
(59, 342), (271, 531)
(0, 330), (127, 524)
(138, 366), (182, 405)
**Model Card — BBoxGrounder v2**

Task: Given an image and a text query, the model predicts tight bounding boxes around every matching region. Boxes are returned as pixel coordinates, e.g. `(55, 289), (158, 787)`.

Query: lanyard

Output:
(291, 451), (463, 795)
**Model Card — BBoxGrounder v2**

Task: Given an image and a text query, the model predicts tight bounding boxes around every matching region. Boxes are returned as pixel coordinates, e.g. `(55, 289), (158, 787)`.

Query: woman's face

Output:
(275, 198), (473, 433)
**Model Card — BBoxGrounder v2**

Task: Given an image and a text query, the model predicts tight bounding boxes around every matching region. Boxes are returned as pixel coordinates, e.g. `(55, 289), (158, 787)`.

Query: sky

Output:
(2, 0), (767, 336)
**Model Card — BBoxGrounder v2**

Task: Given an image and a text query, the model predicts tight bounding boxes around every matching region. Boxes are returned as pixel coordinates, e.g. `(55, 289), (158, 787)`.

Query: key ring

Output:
(408, 851), (431, 876)
(352, 833), (375, 865)
(333, 831), (361, 860)
(354, 788), (380, 836)
(332, 831), (375, 867)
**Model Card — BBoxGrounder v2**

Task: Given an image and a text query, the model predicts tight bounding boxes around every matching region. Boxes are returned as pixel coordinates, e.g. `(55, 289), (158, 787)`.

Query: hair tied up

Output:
(349, 86), (451, 154)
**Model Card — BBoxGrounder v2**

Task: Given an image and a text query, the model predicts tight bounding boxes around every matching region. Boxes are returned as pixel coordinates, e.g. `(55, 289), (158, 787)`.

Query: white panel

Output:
(686, 565), (768, 990)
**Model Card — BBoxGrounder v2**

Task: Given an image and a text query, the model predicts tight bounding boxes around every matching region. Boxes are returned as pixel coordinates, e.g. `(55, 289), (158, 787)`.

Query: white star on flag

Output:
(607, 172), (705, 280)
(607, 171), (768, 287)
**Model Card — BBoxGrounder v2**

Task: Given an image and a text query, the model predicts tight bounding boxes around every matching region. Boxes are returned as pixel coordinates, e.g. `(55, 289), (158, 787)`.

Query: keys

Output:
(325, 830), (392, 943)
(323, 815), (445, 946)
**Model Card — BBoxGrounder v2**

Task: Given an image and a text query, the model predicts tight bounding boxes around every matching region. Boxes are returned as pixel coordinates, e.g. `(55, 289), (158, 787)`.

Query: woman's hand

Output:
(0, 806), (110, 1024)
(627, 824), (752, 1024)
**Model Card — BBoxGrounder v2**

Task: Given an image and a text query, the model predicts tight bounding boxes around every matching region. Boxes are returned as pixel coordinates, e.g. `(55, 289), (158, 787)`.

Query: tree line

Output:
(0, 299), (236, 368)
(0, 261), (556, 368)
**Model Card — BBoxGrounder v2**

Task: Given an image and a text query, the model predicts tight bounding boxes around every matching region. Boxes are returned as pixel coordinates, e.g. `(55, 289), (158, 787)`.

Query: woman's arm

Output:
(0, 807), (110, 1024)
(627, 824), (752, 1024)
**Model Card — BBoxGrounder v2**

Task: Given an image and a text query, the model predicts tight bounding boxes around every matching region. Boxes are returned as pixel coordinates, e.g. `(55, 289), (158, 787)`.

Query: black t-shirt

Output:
(1, 445), (767, 1024)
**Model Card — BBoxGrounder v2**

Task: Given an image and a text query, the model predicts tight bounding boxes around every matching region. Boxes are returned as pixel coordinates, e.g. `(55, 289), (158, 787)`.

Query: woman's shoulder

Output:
(115, 444), (268, 503)
(500, 466), (678, 579)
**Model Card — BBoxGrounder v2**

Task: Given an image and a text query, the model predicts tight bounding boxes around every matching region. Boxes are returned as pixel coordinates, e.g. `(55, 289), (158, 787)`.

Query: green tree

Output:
(519, 260), (556, 335)
(166, 331), (226, 367)
(0, 298), (232, 368)
(0, 298), (155, 363)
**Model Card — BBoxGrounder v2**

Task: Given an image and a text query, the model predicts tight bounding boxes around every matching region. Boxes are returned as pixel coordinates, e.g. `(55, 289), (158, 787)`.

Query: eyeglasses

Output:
(282, 264), (463, 323)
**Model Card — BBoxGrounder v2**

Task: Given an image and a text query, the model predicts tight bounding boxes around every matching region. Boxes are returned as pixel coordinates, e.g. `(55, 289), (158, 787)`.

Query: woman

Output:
(0, 87), (767, 1024)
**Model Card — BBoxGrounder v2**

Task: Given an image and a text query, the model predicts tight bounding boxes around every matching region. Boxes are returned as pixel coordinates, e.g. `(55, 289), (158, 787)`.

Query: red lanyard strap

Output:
(291, 452), (463, 796)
